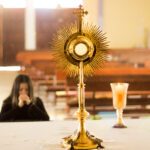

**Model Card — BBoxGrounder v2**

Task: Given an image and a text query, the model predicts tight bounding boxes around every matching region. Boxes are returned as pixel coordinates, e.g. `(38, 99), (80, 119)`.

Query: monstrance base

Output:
(62, 130), (104, 150)
(113, 123), (127, 128)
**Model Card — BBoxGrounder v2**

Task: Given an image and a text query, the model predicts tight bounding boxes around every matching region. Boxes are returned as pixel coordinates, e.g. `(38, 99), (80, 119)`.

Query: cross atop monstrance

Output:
(74, 5), (88, 18)
(74, 5), (88, 33)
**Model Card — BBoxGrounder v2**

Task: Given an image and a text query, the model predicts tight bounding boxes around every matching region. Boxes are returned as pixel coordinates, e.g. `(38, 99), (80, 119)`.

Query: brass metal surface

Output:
(51, 5), (108, 150)
(62, 62), (104, 150)
(51, 5), (108, 77)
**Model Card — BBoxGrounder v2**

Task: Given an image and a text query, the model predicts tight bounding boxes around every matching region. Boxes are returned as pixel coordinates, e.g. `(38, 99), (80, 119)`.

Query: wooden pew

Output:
(67, 69), (150, 114)
(16, 49), (150, 114)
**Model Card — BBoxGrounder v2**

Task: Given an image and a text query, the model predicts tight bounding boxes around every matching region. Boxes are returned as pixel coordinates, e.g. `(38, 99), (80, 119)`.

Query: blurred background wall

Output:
(0, 0), (150, 118)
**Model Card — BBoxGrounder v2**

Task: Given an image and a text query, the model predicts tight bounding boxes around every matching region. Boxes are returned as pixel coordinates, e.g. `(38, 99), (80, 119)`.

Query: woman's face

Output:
(19, 83), (29, 95)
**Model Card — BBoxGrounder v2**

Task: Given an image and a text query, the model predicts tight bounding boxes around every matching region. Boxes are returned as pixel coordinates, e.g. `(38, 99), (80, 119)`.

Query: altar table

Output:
(0, 118), (150, 150)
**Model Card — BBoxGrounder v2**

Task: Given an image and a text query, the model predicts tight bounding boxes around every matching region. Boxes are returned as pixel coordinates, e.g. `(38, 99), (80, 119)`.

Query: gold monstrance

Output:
(52, 5), (108, 150)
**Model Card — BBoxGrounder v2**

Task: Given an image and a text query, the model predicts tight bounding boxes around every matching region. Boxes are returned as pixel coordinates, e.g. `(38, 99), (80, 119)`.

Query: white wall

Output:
(103, 0), (150, 48)
(83, 0), (100, 26)
(0, 71), (18, 108)
(83, 0), (150, 48)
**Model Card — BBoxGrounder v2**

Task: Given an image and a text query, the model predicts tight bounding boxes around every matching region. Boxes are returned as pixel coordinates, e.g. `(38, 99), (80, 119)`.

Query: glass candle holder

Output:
(110, 83), (129, 128)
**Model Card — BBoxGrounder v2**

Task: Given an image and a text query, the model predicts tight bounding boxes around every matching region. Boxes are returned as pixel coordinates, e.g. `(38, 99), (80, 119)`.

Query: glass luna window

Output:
(0, 0), (83, 8)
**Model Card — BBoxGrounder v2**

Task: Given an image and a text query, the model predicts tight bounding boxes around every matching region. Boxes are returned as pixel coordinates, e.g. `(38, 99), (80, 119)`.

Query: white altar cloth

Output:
(0, 118), (150, 150)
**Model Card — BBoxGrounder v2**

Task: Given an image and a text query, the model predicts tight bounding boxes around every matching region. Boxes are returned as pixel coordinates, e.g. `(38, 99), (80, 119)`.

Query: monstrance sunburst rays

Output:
(51, 22), (108, 77)
(51, 6), (109, 149)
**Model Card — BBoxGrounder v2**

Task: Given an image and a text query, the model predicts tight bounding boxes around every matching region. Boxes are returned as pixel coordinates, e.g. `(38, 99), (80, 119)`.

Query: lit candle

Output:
(110, 82), (129, 128)
(115, 83), (125, 109)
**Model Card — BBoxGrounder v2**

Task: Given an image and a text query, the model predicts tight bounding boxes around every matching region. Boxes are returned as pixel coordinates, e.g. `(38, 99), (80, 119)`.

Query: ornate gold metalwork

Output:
(51, 5), (108, 150)
(51, 7), (108, 77)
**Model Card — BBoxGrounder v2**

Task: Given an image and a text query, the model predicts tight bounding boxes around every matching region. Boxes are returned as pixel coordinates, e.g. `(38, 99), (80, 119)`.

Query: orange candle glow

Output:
(115, 83), (125, 109)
